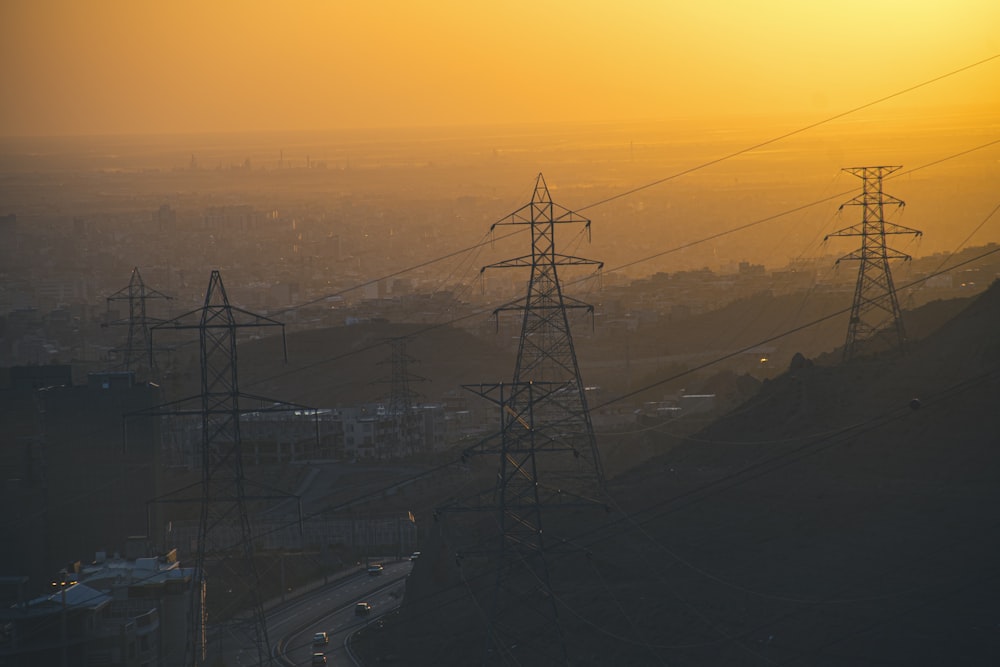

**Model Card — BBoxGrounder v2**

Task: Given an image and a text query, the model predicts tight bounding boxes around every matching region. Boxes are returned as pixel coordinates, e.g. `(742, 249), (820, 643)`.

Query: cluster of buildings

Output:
(159, 401), (450, 465)
(0, 544), (193, 667)
(0, 362), (433, 665)
(3, 161), (999, 665)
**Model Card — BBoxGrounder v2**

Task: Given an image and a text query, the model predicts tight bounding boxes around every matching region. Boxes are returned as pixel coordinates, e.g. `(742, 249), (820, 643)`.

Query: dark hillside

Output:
(164, 320), (510, 407)
(370, 281), (1000, 665)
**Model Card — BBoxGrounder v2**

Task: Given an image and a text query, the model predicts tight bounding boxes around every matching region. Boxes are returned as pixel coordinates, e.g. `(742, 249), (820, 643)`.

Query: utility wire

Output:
(8, 217), (997, 538)
(246, 53), (1000, 320)
(243, 137), (1000, 394)
(575, 53), (1000, 213)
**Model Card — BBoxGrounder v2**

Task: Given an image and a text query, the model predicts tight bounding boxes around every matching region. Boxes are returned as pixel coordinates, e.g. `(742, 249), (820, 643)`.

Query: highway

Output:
(268, 559), (412, 667)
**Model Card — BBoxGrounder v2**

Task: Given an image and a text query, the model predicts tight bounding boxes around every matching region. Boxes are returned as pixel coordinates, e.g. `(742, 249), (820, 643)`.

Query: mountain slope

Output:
(372, 281), (1000, 665)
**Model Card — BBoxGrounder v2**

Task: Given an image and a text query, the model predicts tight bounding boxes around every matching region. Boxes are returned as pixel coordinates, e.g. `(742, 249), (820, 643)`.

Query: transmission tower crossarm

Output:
(827, 220), (920, 240)
(833, 246), (915, 264)
(151, 307), (284, 330)
(152, 306), (288, 363)
(106, 267), (172, 302)
(824, 223), (865, 240)
(485, 253), (604, 270)
(492, 205), (591, 227)
(839, 191), (905, 210)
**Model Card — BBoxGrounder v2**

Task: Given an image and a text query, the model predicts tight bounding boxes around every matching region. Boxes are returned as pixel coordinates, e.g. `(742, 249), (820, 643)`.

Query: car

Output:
(355, 601), (372, 617)
(409, 551), (421, 561)
(312, 631), (328, 646)
(366, 563), (383, 575)
(311, 653), (327, 666)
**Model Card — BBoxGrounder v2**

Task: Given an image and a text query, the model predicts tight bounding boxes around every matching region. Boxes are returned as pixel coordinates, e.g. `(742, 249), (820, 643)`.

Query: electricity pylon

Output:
(825, 166), (921, 361)
(105, 266), (171, 379)
(143, 271), (300, 667)
(447, 174), (605, 665)
(375, 336), (426, 457)
(482, 172), (604, 490)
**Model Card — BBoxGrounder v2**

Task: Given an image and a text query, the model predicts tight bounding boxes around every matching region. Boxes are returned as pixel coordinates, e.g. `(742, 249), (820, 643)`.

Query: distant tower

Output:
(106, 267), (171, 379)
(825, 166), (921, 361)
(148, 271), (292, 667)
(450, 174), (605, 665)
(375, 336), (426, 457)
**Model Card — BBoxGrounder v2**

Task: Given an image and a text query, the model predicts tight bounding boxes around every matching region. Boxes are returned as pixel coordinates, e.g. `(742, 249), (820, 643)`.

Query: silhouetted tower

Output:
(485, 172), (604, 489)
(376, 336), (426, 457)
(825, 166), (921, 361)
(150, 271), (286, 667)
(461, 379), (585, 665)
(106, 267), (170, 379)
(454, 174), (604, 665)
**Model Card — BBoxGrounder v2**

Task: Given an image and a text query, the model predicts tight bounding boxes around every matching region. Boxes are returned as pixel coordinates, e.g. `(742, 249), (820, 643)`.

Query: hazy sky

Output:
(2, 1), (998, 137)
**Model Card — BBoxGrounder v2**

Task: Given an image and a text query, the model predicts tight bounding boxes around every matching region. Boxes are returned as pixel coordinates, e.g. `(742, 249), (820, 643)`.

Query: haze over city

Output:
(1, 2), (999, 666)
(2, 1), (999, 271)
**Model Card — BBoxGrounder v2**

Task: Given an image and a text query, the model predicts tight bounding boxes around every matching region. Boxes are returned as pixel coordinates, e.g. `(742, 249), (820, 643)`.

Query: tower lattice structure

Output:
(825, 166), (921, 361)
(450, 174), (605, 665)
(105, 266), (171, 379)
(484, 172), (604, 490)
(147, 270), (296, 667)
(375, 336), (426, 457)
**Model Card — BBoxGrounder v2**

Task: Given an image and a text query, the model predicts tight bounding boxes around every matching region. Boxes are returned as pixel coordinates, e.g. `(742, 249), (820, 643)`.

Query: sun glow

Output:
(1, 0), (997, 136)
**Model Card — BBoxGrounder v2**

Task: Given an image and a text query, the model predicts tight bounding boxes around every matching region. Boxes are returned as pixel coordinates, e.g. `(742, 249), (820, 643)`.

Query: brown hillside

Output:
(366, 281), (1000, 666)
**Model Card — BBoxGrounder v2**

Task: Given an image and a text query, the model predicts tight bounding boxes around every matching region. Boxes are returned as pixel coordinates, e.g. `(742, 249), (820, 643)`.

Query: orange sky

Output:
(1, 0), (998, 136)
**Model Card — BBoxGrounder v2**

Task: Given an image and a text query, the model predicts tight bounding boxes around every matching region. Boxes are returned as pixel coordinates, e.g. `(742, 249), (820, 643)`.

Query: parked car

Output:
(313, 631), (328, 646)
(367, 563), (383, 575)
(355, 601), (372, 617)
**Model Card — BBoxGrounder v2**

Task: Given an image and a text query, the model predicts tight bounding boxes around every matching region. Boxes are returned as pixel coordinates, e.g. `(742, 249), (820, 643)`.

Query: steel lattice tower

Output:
(105, 266), (171, 379)
(460, 379), (580, 665)
(825, 166), (921, 361)
(448, 174), (605, 665)
(149, 271), (288, 667)
(376, 336), (426, 457)
(485, 172), (604, 489)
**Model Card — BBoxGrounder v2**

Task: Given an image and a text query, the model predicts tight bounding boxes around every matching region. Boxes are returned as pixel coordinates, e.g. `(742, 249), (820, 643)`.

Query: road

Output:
(269, 559), (412, 667)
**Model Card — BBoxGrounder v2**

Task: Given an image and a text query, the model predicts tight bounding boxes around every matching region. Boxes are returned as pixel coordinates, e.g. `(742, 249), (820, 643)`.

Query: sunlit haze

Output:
(3, 5), (1000, 664)
(2, 0), (998, 135)
(0, 0), (998, 270)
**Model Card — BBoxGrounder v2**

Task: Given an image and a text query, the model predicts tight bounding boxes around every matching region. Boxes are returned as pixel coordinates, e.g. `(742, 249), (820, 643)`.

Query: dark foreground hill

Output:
(360, 281), (1000, 666)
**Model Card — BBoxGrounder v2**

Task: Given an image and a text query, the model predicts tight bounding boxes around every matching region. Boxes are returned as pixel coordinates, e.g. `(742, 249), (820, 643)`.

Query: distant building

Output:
(0, 548), (194, 667)
(340, 403), (447, 460)
(202, 205), (260, 237)
(241, 408), (342, 464)
(153, 204), (176, 234)
(161, 408), (342, 467)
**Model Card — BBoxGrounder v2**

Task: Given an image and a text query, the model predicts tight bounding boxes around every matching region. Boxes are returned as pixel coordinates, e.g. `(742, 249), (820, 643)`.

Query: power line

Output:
(575, 52), (1000, 213)
(256, 54), (1000, 322)
(14, 362), (996, 661)
(6, 199), (996, 545)
(243, 138), (1000, 396)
